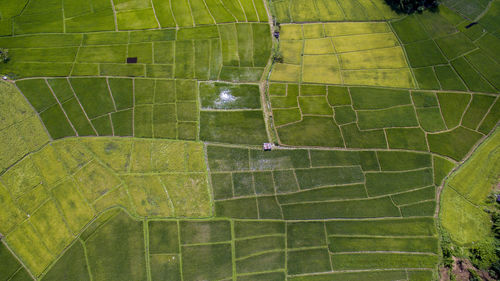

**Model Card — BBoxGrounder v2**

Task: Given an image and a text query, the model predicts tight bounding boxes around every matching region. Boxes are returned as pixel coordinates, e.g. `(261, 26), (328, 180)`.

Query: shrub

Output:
(384, 0), (438, 14)
(469, 240), (498, 270)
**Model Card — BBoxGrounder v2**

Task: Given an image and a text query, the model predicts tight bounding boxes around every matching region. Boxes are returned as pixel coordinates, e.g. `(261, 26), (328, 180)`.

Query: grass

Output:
(287, 248), (331, 274)
(365, 168), (433, 196)
(181, 243), (233, 281)
(277, 116), (344, 147)
(330, 236), (438, 253)
(331, 253), (438, 270)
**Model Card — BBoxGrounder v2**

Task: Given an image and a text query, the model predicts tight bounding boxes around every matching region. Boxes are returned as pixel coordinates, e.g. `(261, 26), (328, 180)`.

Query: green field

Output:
(0, 0), (499, 280)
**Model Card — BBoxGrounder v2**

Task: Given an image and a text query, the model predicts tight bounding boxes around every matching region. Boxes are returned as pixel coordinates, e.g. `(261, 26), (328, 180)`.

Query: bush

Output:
(384, 0), (438, 14)
(0, 48), (9, 63)
(468, 268), (481, 281)
(441, 230), (455, 268)
(469, 240), (498, 270)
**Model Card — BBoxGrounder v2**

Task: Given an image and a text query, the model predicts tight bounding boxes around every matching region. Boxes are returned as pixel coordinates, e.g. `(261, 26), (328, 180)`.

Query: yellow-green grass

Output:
(0, 81), (50, 173)
(440, 128), (500, 245)
(342, 69), (415, 88)
(0, 137), (210, 276)
(332, 33), (399, 53)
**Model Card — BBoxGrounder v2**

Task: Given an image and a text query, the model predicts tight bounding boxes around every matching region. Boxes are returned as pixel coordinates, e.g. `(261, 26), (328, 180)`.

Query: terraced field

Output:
(0, 0), (499, 280)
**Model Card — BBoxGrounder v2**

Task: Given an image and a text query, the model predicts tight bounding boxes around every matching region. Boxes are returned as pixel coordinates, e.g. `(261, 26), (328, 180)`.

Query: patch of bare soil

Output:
(439, 257), (496, 281)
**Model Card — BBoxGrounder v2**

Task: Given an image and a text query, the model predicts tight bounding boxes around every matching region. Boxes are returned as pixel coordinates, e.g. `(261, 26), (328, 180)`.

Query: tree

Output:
(0, 48), (9, 63)
(384, 0), (438, 14)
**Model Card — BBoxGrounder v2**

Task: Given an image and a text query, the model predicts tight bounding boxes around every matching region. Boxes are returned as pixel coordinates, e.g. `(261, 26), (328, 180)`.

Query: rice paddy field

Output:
(0, 0), (499, 280)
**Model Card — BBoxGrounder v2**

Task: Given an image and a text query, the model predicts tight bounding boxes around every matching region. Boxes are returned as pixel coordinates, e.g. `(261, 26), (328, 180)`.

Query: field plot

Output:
(270, 0), (402, 22)
(0, 0), (268, 37)
(270, 22), (415, 88)
(440, 127), (499, 245)
(0, 137), (210, 276)
(0, 23), (271, 81)
(268, 81), (498, 156)
(40, 209), (437, 280)
(207, 144), (441, 220)
(0, 81), (49, 174)
(391, 6), (500, 93)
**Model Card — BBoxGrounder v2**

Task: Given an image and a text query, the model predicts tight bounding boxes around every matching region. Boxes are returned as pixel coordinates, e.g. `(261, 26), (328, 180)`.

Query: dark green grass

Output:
(200, 111), (268, 145)
(466, 50), (500, 90)
(392, 186), (435, 205)
(287, 248), (331, 275)
(416, 8), (459, 38)
(357, 106), (418, 130)
(233, 172), (254, 196)
(478, 98), (500, 134)
(272, 108), (301, 127)
(416, 107), (447, 132)
(273, 170), (299, 193)
(310, 150), (378, 171)
(278, 184), (367, 204)
(16, 79), (57, 113)
(391, 15), (429, 43)
(154, 42), (174, 64)
(376, 151), (431, 171)
(209, 39), (223, 80)
(0, 242), (23, 280)
(433, 155), (455, 186)
(70, 78), (115, 119)
(99, 64), (145, 77)
(108, 78), (133, 110)
(462, 94), (496, 130)
(365, 168), (433, 196)
(152, 104), (176, 139)
(412, 91), (438, 108)
(85, 211), (147, 281)
(134, 105), (153, 138)
(408, 270), (435, 281)
(40, 104), (76, 139)
(235, 236), (285, 258)
(413, 67), (441, 90)
(174, 40), (195, 79)
(177, 26), (219, 40)
(129, 29), (175, 43)
(404, 40), (447, 67)
(299, 96), (333, 115)
(258, 196), (283, 218)
(301, 84), (327, 96)
(175, 80), (197, 101)
(401, 201), (436, 217)
(282, 197), (401, 219)
(207, 145), (250, 171)
(327, 86), (351, 106)
(434, 65), (468, 91)
(199, 82), (261, 109)
(219, 66), (264, 82)
(451, 57), (496, 93)
(287, 222), (327, 248)
(77, 45), (126, 63)
(61, 98), (95, 136)
(215, 197), (258, 218)
(271, 83), (299, 108)
(176, 102), (197, 122)
(150, 254), (180, 281)
(249, 149), (310, 170)
(47, 78), (74, 103)
(236, 252), (285, 274)
(331, 253), (438, 270)
(295, 166), (364, 189)
(341, 123), (387, 149)
(8, 268), (33, 281)
(254, 172), (275, 195)
(288, 270), (407, 281)
(325, 217), (436, 236)
(42, 241), (90, 281)
(437, 92), (471, 128)
(211, 173), (233, 200)
(277, 116), (344, 147)
(476, 33), (500, 64)
(386, 128), (428, 151)
(234, 221), (285, 238)
(350, 87), (410, 109)
(180, 220), (231, 244)
(135, 79), (155, 105)
(111, 109), (133, 136)
(329, 236), (438, 253)
(154, 80), (176, 103)
(204, 0), (235, 23)
(237, 24), (254, 67)
(194, 39), (210, 80)
(427, 126), (483, 161)
(148, 221), (179, 254)
(237, 272), (285, 281)
(181, 243), (232, 281)
(435, 32), (476, 60)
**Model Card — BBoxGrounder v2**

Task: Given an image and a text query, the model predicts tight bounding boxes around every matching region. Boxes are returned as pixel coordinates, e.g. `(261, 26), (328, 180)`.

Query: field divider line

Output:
(234, 233), (285, 241)
(44, 79), (79, 136)
(475, 95), (499, 131)
(176, 221), (185, 281)
(324, 221), (334, 270)
(65, 77), (98, 135)
(143, 220), (152, 281)
(110, 0), (118, 31)
(230, 220), (237, 281)
(328, 234), (437, 238)
(234, 248), (285, 261)
(330, 251), (437, 255)
(388, 21), (418, 89)
(150, 0), (161, 28)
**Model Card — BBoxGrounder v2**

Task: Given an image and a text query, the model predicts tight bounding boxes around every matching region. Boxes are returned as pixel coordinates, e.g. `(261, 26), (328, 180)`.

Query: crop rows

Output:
(270, 22), (415, 88)
(1, 23), (271, 80)
(0, 0), (268, 36)
(31, 209), (437, 280)
(391, 7), (500, 93)
(0, 137), (210, 276)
